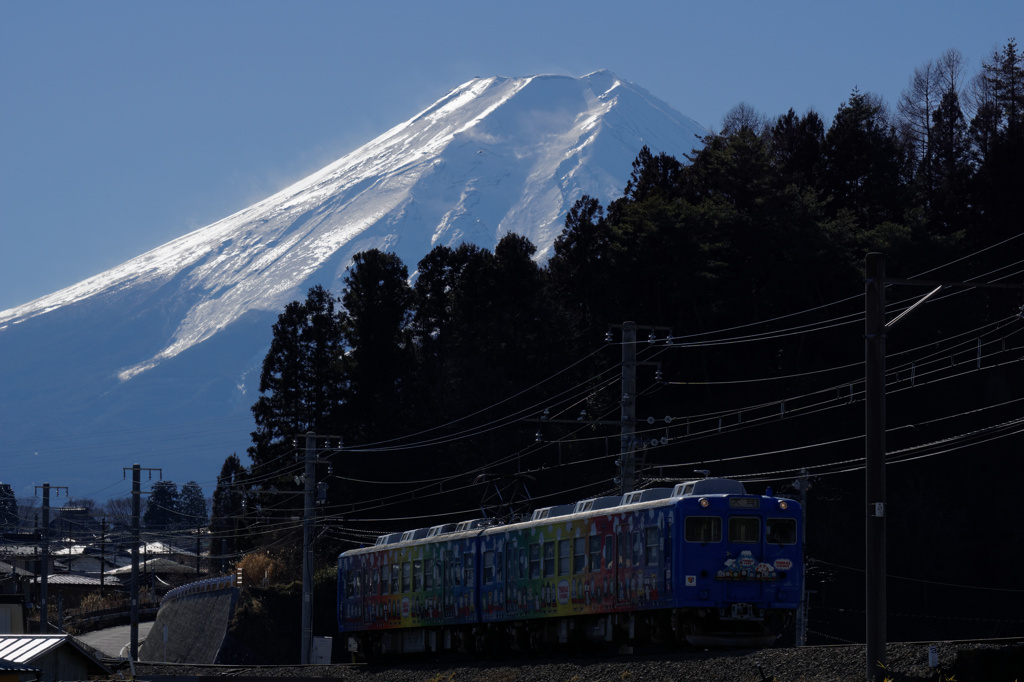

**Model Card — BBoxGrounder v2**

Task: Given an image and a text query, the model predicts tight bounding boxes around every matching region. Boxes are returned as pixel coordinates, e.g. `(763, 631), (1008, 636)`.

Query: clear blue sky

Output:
(1, 0), (1019, 311)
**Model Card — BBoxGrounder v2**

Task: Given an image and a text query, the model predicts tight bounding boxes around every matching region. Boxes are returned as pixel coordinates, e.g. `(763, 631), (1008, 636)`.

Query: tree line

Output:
(207, 43), (1023, 641)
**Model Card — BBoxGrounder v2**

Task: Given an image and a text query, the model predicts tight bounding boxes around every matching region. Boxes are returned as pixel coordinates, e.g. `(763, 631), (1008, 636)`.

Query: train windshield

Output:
(728, 516), (760, 543)
(767, 518), (798, 545)
(685, 516), (721, 543)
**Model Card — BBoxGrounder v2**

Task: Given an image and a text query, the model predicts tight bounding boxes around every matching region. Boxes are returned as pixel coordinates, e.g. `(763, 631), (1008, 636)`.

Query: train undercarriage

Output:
(347, 605), (793, 659)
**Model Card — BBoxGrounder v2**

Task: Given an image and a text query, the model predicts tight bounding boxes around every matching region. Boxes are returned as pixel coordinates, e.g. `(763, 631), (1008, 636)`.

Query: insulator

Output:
(605, 330), (613, 342)
(535, 430), (542, 442)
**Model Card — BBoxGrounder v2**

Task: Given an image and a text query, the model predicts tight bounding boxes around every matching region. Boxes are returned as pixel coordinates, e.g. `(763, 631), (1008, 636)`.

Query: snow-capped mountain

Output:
(0, 71), (708, 497)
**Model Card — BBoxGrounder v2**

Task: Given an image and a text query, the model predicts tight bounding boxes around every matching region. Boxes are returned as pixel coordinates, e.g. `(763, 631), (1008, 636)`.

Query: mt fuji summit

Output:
(0, 71), (708, 496)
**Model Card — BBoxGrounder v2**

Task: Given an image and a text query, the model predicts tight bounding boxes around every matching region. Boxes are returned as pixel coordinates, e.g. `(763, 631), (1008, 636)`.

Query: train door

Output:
(723, 513), (764, 604)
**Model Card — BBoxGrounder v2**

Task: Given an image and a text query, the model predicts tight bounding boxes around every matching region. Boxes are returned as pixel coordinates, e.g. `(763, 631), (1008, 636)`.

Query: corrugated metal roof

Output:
(0, 635), (67, 663)
(0, 634), (109, 675)
(27, 573), (114, 586)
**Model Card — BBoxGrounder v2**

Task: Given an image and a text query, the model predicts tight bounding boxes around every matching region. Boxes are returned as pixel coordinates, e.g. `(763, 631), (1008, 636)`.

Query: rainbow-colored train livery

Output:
(338, 478), (802, 656)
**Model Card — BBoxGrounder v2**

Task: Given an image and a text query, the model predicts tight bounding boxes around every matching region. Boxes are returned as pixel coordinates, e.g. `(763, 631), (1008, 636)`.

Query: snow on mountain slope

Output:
(0, 71), (708, 495)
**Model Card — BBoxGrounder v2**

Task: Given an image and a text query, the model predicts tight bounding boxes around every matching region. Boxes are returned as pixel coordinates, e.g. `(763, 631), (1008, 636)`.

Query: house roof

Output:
(0, 559), (34, 577)
(0, 634), (109, 674)
(107, 557), (198, 575)
(28, 573), (120, 587)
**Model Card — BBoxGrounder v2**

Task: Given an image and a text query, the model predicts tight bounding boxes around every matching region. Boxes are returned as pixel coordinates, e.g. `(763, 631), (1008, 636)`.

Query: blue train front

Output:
(338, 478), (802, 656)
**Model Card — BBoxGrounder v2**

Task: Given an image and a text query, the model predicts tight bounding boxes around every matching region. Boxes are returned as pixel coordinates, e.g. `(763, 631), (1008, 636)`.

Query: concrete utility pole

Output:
(862, 253), (1022, 680)
(619, 322), (638, 495)
(125, 464), (161, 661)
(301, 432), (316, 664)
(865, 253), (887, 680)
(794, 469), (810, 647)
(34, 482), (68, 634)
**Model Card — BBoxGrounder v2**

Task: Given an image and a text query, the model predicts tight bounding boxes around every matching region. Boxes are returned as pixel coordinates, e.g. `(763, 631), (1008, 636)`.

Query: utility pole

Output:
(301, 432), (316, 664)
(865, 253), (887, 680)
(34, 482), (68, 634)
(794, 469), (809, 647)
(620, 322), (638, 495)
(100, 518), (106, 594)
(862, 255), (1022, 680)
(124, 464), (161, 661)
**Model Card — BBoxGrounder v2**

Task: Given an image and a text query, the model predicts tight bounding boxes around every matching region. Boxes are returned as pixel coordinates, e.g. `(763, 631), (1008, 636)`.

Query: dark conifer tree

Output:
(210, 454), (248, 557)
(769, 109), (825, 188)
(178, 480), (208, 528)
(0, 483), (16, 531)
(339, 250), (415, 445)
(143, 480), (180, 530)
(548, 196), (614, 340)
(970, 39), (1024, 247)
(822, 89), (911, 232)
(927, 88), (972, 237)
(249, 285), (345, 489)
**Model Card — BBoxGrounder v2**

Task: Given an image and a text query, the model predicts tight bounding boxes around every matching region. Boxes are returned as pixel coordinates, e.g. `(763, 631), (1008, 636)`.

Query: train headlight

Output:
(699, 498), (709, 508)
(778, 500), (789, 510)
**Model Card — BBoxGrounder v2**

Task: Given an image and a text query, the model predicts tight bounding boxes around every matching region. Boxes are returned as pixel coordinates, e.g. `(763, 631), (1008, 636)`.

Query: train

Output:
(337, 477), (802, 657)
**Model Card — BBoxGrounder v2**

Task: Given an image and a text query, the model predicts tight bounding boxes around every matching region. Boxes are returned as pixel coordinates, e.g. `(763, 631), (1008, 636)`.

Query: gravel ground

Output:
(124, 640), (1022, 681)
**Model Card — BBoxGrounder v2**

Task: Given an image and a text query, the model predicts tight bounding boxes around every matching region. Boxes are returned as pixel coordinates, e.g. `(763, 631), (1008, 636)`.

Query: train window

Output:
(767, 518), (798, 545)
(559, 539), (571, 576)
(729, 516), (760, 543)
(413, 559), (424, 591)
(481, 548), (493, 585)
(589, 535), (601, 571)
(520, 547), (529, 581)
(574, 537), (586, 574)
(507, 550), (516, 582)
(391, 564), (400, 594)
(380, 566), (389, 595)
(530, 543), (541, 579)
(495, 550), (503, 582)
(632, 531), (643, 566)
(645, 527), (660, 566)
(544, 541), (556, 578)
(452, 558), (462, 586)
(603, 534), (615, 569)
(372, 567), (381, 595)
(618, 531), (628, 568)
(425, 559), (435, 590)
(464, 554), (474, 587)
(665, 519), (672, 562)
(685, 516), (722, 543)
(345, 571), (353, 598)
(402, 562), (411, 592)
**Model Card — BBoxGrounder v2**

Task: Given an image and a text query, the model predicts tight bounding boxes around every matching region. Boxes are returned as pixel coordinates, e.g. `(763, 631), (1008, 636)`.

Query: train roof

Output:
(341, 478), (780, 558)
(671, 478), (747, 497)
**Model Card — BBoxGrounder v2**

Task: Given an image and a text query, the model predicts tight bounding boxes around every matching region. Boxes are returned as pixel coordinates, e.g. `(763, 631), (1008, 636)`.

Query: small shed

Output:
(0, 635), (109, 682)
